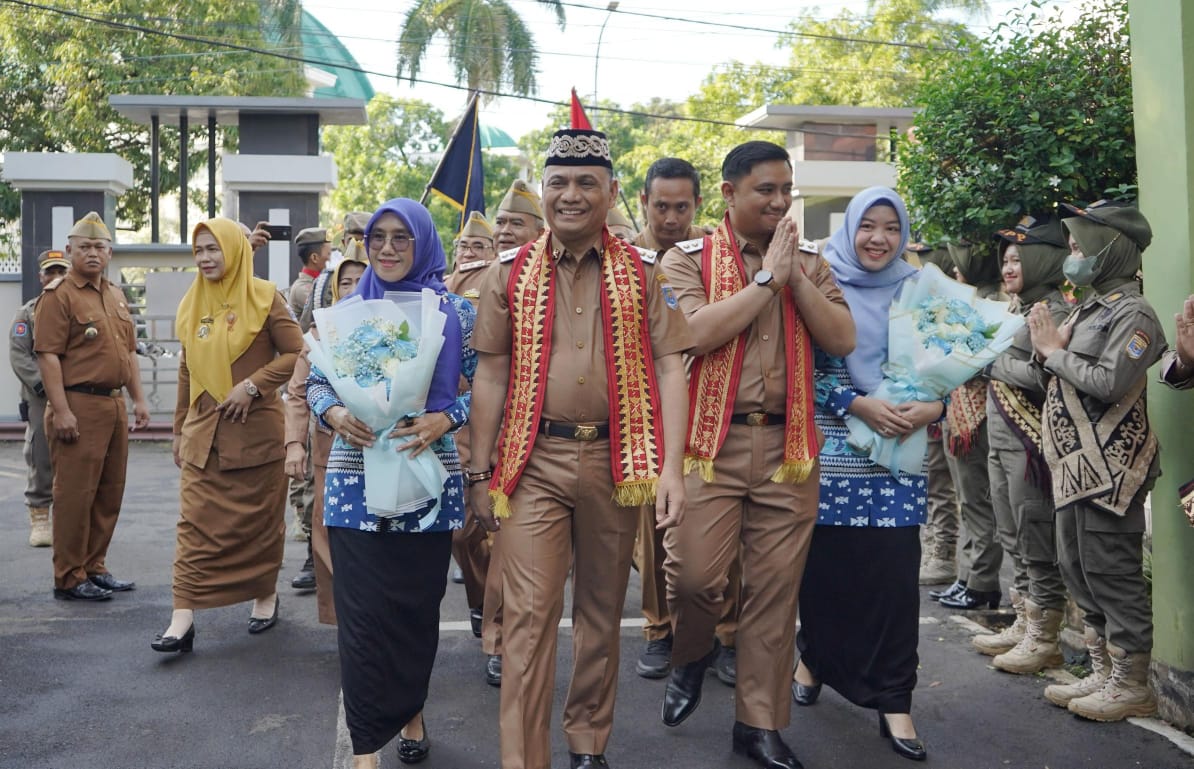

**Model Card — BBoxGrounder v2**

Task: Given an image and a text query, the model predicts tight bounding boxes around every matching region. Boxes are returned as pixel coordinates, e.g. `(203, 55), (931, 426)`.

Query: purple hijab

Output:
(351, 198), (461, 414)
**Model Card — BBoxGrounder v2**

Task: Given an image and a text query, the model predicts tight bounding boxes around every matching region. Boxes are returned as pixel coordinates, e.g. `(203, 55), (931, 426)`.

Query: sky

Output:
(304, 0), (1074, 141)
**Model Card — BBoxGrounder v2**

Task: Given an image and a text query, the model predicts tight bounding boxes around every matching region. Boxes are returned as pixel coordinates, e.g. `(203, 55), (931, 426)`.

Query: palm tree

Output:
(397, 0), (565, 100)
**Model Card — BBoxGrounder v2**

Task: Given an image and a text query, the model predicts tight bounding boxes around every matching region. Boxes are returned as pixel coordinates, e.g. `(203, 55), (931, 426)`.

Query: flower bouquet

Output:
(306, 289), (450, 521)
(846, 263), (1025, 476)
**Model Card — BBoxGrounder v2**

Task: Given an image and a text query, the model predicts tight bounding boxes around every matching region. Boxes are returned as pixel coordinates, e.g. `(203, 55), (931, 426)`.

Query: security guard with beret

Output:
(1027, 199), (1164, 721)
(10, 249), (70, 547)
(34, 212), (150, 601)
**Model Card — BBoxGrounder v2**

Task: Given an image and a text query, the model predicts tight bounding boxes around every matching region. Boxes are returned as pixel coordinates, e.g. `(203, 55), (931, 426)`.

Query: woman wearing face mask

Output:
(792, 187), (944, 762)
(971, 216), (1072, 673)
(154, 217), (304, 653)
(1027, 200), (1163, 722)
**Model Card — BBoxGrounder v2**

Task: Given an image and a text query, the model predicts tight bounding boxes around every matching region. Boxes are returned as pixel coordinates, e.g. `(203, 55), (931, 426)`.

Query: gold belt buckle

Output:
(573, 424), (599, 441)
(746, 412), (767, 427)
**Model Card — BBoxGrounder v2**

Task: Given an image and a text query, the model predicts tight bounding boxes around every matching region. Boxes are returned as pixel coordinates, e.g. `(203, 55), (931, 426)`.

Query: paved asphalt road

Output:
(0, 441), (1190, 769)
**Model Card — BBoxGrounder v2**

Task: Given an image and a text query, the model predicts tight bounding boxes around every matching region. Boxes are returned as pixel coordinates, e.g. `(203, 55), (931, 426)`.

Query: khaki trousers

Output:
(23, 396), (53, 509)
(665, 423), (819, 730)
(452, 491), (492, 610)
(499, 435), (638, 769)
(46, 391), (127, 589)
(945, 422), (1001, 591)
(922, 432), (958, 561)
(482, 530), (505, 656)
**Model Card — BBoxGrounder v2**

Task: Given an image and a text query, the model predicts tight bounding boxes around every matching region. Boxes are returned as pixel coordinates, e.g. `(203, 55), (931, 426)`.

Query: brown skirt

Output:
(173, 452), (287, 609)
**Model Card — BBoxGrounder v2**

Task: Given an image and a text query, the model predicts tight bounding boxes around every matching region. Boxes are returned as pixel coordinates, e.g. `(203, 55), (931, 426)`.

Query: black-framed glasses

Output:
(368, 232), (415, 251)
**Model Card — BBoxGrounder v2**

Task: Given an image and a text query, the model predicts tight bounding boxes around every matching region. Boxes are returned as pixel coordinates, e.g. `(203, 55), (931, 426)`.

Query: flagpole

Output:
(421, 90), (480, 206)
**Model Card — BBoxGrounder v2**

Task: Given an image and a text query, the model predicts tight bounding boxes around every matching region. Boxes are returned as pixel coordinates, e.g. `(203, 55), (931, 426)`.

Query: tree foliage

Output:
(898, 0), (1134, 244)
(0, 0), (307, 232)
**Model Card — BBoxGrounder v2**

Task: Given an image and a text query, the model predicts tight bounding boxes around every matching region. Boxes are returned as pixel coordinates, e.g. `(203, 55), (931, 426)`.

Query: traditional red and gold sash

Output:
(945, 378), (988, 456)
(684, 215), (817, 484)
(488, 231), (662, 517)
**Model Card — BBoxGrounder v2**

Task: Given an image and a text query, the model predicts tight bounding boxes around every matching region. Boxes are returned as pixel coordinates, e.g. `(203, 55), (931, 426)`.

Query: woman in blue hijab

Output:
(307, 199), (476, 769)
(791, 188), (944, 762)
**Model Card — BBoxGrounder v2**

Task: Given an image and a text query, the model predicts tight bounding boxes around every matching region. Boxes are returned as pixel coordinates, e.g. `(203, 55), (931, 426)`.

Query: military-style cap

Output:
(994, 213), (1068, 249)
(606, 207), (634, 231)
(341, 238), (367, 263)
(1060, 200), (1152, 251)
(68, 211), (111, 240)
(342, 212), (370, 236)
(498, 179), (544, 220)
(459, 211), (494, 242)
(38, 249), (70, 271)
(545, 129), (613, 170)
(296, 227), (331, 246)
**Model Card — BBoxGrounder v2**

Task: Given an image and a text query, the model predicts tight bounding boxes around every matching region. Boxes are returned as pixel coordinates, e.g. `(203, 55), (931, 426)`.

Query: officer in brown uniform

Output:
(10, 249), (70, 547)
(468, 128), (693, 769)
(629, 157), (741, 684)
(288, 226), (331, 318)
(660, 141), (854, 769)
(1029, 200), (1163, 722)
(493, 179), (546, 253)
(34, 212), (150, 601)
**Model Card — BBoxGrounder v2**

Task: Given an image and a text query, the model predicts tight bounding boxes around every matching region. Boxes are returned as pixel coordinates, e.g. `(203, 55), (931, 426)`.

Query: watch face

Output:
(755, 269), (774, 285)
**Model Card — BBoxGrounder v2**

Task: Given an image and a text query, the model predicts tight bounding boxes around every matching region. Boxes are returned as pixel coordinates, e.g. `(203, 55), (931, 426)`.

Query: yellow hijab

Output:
(176, 217), (277, 404)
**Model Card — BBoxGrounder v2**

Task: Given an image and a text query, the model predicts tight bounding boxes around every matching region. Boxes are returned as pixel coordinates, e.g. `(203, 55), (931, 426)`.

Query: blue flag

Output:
(427, 93), (485, 236)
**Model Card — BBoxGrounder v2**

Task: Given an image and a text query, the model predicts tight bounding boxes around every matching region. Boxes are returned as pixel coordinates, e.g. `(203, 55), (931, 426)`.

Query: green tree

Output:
(0, 0), (307, 231)
(897, 0), (1134, 244)
(397, 0), (565, 100)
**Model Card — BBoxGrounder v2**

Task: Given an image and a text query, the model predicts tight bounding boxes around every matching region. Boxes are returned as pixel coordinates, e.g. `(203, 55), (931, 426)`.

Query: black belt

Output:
(65, 384), (121, 397)
(729, 411), (785, 426)
(539, 420), (609, 441)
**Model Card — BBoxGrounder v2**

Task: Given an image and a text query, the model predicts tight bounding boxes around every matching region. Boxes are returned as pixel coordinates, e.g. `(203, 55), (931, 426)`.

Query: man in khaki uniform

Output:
(1029, 200), (1163, 722)
(288, 226), (331, 318)
(660, 141), (854, 769)
(10, 249), (70, 546)
(468, 128), (693, 769)
(629, 157), (741, 684)
(493, 179), (546, 253)
(34, 212), (150, 601)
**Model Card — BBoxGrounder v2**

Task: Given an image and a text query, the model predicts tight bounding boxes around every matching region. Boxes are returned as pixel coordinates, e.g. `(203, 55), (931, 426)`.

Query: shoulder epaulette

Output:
(633, 246), (657, 264)
(675, 238), (704, 254)
(457, 259), (489, 272)
(44, 277), (64, 291)
(498, 247), (520, 263)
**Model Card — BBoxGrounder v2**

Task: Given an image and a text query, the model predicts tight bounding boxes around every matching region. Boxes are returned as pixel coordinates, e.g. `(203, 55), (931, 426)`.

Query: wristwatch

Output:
(754, 269), (782, 295)
(243, 379), (260, 398)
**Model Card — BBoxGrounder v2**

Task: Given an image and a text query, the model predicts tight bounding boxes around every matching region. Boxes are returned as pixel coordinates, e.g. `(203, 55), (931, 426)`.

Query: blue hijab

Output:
(351, 198), (461, 414)
(822, 186), (916, 394)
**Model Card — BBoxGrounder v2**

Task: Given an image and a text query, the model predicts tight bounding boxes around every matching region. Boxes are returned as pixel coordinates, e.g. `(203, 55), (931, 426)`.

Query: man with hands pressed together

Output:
(467, 128), (693, 769)
(659, 141), (854, 769)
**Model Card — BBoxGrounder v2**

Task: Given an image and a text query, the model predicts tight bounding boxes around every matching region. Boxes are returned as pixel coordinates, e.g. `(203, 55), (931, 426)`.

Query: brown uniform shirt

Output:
(661, 232), (846, 414)
(472, 237), (693, 423)
(632, 224), (706, 254)
(33, 273), (135, 389)
(445, 259), (492, 306)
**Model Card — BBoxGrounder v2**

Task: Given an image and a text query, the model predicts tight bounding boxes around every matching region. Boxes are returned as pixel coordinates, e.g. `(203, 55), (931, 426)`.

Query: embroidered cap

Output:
(498, 179), (544, 220)
(545, 129), (613, 170)
(38, 249), (70, 271)
(459, 211), (494, 242)
(68, 211), (111, 241)
(993, 213), (1067, 248)
(1060, 200), (1152, 251)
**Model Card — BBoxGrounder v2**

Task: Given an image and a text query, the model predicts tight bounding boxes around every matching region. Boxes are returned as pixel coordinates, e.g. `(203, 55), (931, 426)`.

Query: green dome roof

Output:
(300, 11), (375, 101)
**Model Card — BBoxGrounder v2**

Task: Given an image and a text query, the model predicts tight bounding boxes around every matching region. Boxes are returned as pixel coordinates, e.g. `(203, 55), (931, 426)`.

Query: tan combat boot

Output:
(992, 600), (1064, 673)
(919, 540), (957, 585)
(28, 506), (51, 548)
(972, 589), (1026, 656)
(351, 753), (378, 769)
(1044, 626), (1108, 707)
(1068, 644), (1158, 722)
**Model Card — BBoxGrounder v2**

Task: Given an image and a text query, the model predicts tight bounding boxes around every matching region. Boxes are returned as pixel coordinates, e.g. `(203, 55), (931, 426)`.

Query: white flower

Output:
(1048, 175), (1062, 187)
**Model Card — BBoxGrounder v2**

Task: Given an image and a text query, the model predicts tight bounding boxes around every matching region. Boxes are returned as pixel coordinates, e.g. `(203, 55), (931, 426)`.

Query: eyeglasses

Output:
(368, 232), (415, 251)
(455, 241), (492, 254)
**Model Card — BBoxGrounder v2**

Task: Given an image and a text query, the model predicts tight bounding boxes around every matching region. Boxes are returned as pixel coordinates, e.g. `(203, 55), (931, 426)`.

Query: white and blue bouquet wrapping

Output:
(846, 263), (1025, 476)
(306, 289), (449, 520)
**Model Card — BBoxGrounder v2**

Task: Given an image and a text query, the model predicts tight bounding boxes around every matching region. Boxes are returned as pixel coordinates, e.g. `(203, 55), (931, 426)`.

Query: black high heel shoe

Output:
(397, 725), (430, 764)
(151, 624), (195, 653)
(879, 713), (926, 761)
(248, 597), (279, 635)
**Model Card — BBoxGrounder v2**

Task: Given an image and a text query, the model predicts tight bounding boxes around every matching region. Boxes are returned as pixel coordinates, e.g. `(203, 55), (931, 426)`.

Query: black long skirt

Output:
(796, 525), (921, 714)
(329, 526), (452, 755)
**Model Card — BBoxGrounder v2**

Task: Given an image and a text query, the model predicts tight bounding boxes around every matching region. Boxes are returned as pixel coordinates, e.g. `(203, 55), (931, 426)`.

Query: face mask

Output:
(1062, 254), (1098, 287)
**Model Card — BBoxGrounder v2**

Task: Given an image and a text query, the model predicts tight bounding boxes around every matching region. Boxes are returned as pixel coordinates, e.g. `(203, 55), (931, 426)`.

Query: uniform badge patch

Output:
(656, 273), (679, 310)
(1125, 329), (1150, 360)
(12, 321), (28, 337)
(463, 288), (480, 299)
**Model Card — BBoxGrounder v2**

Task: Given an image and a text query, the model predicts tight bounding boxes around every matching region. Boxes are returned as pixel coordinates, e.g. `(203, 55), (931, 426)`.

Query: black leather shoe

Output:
(879, 713), (927, 761)
(636, 634), (673, 679)
(731, 722), (804, 769)
(714, 643), (737, 686)
(661, 647), (716, 727)
(248, 597), (279, 634)
(397, 726), (430, 764)
(291, 547), (316, 591)
(53, 581), (112, 601)
(939, 587), (1001, 610)
(485, 654), (502, 687)
(469, 607), (483, 638)
(151, 623), (195, 653)
(88, 572), (135, 592)
(791, 679), (821, 706)
(569, 753), (609, 768)
(928, 579), (966, 602)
